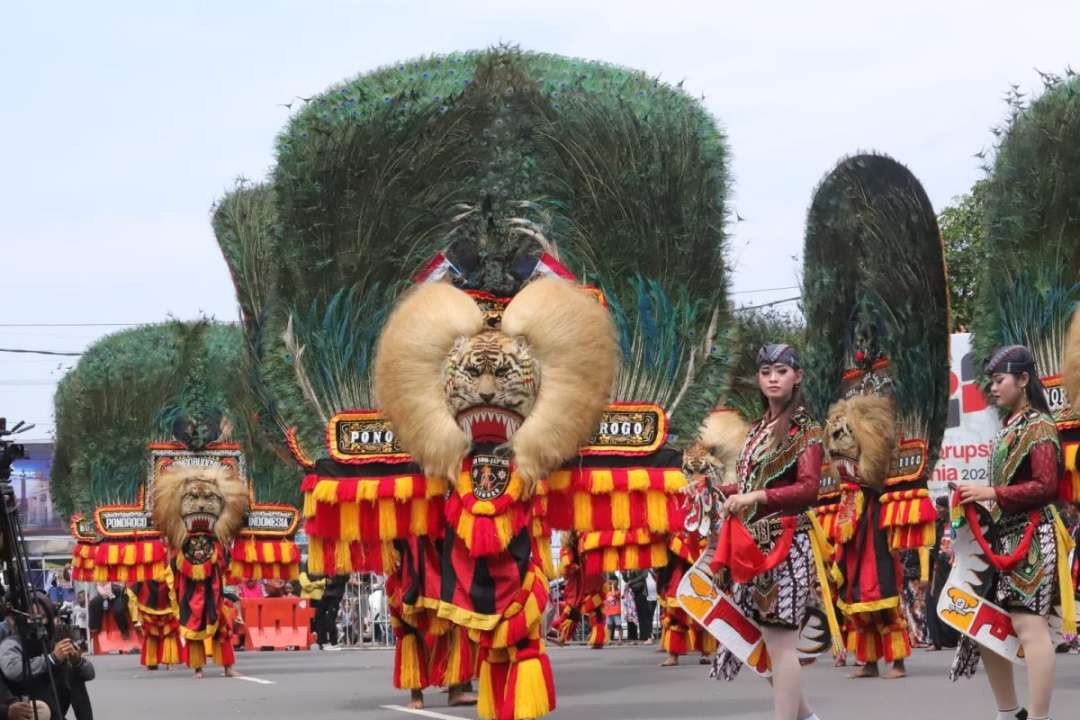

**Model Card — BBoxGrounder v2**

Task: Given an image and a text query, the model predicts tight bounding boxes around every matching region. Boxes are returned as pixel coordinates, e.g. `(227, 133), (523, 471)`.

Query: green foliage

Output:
(801, 154), (951, 467)
(938, 181), (989, 331)
(216, 47), (732, 452)
(51, 321), (302, 519)
(971, 73), (1080, 375)
(52, 324), (182, 517)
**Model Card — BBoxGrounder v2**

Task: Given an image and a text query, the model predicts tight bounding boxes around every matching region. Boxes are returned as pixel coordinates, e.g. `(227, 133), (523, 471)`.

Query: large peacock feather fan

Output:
(216, 46), (733, 452)
(51, 320), (301, 519)
(801, 153), (950, 470)
(971, 74), (1080, 381)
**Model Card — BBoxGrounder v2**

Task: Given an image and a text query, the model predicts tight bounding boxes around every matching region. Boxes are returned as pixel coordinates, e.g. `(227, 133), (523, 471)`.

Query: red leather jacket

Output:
(720, 443), (823, 517)
(994, 440), (1060, 514)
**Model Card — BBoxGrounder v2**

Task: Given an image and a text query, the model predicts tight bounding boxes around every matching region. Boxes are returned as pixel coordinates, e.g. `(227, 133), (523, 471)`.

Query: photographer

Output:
(0, 593), (94, 719)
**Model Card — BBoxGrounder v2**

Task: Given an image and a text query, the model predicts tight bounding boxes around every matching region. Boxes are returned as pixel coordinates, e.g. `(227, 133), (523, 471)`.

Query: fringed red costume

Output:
(551, 535), (607, 647)
(830, 476), (912, 664)
(128, 576), (181, 667)
(657, 534), (715, 658)
(174, 538), (235, 670)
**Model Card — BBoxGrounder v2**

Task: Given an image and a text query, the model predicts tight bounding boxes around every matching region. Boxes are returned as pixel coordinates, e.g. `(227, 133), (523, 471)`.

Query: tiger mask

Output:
(374, 277), (617, 497)
(445, 330), (538, 442)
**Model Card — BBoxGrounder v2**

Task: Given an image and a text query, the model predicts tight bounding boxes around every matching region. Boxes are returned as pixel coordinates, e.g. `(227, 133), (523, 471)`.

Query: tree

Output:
(938, 180), (988, 332)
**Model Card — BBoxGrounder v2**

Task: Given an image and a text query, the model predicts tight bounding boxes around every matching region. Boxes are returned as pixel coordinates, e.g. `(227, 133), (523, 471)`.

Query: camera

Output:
(0, 417), (29, 484)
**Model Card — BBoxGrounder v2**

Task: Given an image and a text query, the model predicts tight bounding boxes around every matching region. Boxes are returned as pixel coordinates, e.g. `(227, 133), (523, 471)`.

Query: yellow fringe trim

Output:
(807, 512), (843, 653)
(1050, 505), (1077, 635)
(511, 657), (553, 719)
(836, 596), (900, 614)
(396, 633), (425, 690)
(645, 490), (669, 532)
(918, 547), (930, 583)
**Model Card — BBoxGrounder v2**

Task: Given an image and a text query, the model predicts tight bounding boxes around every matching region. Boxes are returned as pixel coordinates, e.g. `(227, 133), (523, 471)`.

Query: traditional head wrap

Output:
(756, 343), (800, 370)
(984, 345), (1037, 376)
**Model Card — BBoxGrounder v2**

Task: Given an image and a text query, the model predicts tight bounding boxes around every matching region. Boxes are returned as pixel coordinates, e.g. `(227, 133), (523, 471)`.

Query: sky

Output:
(3, 0), (1079, 441)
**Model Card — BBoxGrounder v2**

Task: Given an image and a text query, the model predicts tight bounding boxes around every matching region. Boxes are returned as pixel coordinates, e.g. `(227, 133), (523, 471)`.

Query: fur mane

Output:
(1065, 307), (1080, 416)
(501, 277), (617, 489)
(374, 282), (485, 481)
(825, 394), (897, 490)
(696, 410), (750, 486)
(151, 462), (247, 550)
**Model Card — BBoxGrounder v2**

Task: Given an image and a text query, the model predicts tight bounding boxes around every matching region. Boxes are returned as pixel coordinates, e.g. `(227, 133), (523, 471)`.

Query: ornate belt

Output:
(748, 514), (811, 547)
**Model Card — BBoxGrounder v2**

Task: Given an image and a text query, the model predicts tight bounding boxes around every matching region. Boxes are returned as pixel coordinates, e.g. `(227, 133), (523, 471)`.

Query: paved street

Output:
(86, 645), (1080, 719)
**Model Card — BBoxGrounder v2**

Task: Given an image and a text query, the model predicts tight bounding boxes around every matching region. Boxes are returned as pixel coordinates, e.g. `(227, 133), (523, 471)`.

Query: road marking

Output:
(380, 704), (464, 719)
(236, 675), (276, 685)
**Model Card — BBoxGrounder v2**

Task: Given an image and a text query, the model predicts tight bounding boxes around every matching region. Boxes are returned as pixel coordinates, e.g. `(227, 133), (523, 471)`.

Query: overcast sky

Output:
(3, 1), (1078, 440)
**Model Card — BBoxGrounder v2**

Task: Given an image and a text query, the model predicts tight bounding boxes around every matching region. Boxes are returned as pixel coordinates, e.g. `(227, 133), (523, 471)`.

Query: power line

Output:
(0, 323), (142, 328)
(0, 348), (83, 356)
(729, 285), (798, 295)
(734, 296), (801, 311)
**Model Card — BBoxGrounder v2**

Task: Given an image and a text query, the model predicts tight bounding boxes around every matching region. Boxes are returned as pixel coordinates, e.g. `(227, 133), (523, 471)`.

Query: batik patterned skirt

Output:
(711, 528), (815, 681)
(993, 510), (1058, 616)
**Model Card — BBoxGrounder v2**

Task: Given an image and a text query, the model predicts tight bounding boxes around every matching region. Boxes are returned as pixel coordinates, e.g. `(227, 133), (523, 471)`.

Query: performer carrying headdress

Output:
(951, 346), (1069, 720)
(550, 532), (608, 649)
(711, 343), (825, 720)
(799, 152), (949, 682)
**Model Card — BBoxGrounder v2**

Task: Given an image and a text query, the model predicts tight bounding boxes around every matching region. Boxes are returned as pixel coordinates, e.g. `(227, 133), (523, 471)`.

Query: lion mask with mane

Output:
(824, 394), (897, 491)
(151, 461), (248, 551)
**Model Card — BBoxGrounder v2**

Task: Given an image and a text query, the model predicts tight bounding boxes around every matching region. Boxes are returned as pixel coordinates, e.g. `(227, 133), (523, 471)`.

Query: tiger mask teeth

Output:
(456, 405), (525, 445)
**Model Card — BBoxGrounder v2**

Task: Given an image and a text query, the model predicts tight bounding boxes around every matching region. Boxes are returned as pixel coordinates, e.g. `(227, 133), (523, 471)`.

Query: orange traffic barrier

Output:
(241, 597), (315, 651)
(92, 611), (141, 655)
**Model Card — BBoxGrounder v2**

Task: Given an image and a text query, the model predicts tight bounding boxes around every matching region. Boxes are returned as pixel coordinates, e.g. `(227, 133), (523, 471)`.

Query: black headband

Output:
(757, 343), (800, 369)
(985, 344), (1036, 376)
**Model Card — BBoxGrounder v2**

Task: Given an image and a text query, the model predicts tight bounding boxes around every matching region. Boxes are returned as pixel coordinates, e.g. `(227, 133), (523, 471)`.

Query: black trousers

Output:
(317, 595), (342, 646)
(634, 590), (653, 640)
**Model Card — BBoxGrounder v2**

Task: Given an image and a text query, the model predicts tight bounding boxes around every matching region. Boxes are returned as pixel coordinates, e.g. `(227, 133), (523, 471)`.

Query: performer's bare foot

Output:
(224, 666), (239, 678)
(847, 662), (878, 679)
(192, 668), (204, 679)
(448, 684), (478, 707)
(883, 660), (906, 679)
(699, 655), (712, 665)
(659, 654), (679, 667)
(833, 654), (847, 667)
(407, 690), (424, 710)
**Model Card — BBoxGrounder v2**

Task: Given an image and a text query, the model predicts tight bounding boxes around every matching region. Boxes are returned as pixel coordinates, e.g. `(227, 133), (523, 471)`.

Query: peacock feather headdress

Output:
(802, 153), (950, 475)
(52, 320), (301, 519)
(971, 73), (1080, 397)
(214, 47), (733, 453)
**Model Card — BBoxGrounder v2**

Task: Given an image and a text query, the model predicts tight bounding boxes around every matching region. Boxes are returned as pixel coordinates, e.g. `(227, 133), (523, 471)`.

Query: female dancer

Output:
(715, 343), (823, 720)
(955, 345), (1065, 720)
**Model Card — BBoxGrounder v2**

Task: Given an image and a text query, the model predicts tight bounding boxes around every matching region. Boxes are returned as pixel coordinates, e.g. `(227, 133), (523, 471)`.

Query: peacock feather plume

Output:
(215, 46), (733, 452)
(801, 153), (950, 469)
(51, 320), (301, 519)
(971, 74), (1080, 377)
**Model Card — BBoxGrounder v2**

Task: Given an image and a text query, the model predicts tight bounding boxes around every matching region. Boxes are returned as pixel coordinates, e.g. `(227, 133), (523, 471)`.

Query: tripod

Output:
(1, 418), (64, 720)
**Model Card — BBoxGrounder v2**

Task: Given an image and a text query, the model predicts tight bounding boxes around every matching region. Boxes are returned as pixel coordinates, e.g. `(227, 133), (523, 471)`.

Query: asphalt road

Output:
(85, 645), (1080, 720)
